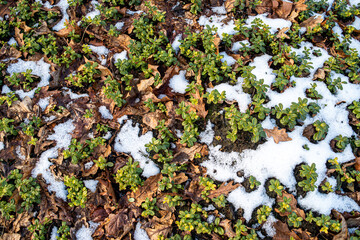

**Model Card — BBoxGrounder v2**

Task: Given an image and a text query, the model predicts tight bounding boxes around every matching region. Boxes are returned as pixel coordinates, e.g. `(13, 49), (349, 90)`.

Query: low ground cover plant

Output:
(0, 0), (360, 239)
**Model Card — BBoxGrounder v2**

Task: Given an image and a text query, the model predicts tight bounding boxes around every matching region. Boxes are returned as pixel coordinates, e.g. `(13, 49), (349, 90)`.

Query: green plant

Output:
(312, 120), (329, 141)
(256, 205), (271, 224)
(94, 156), (114, 170)
(204, 89), (226, 104)
(63, 137), (105, 164)
(249, 175), (261, 189)
(84, 109), (94, 118)
(212, 194), (227, 208)
(141, 197), (158, 217)
(225, 105), (266, 143)
(278, 196), (292, 213)
(268, 179), (283, 196)
(0, 92), (18, 107)
(0, 117), (17, 136)
(66, 62), (100, 88)
(190, 0), (201, 15)
(56, 221), (70, 240)
(6, 70), (38, 91)
(287, 212), (303, 228)
(115, 158), (143, 191)
(306, 83), (323, 99)
(64, 176), (87, 208)
(103, 76), (126, 107)
(333, 135), (349, 151)
(163, 195), (183, 208)
(298, 163), (318, 192)
(349, 100), (360, 119)
(320, 181), (333, 193)
(29, 218), (52, 240)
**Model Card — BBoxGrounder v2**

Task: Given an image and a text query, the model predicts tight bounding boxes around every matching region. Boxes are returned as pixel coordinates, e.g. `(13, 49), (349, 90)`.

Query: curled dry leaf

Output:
(299, 15), (323, 31)
(313, 68), (326, 80)
(172, 143), (208, 165)
(219, 219), (236, 238)
(224, 0), (236, 12)
(207, 181), (240, 199)
(143, 111), (165, 129)
(332, 210), (348, 240)
(275, 191), (305, 218)
(144, 212), (174, 240)
(264, 127), (292, 144)
(276, 27), (290, 39)
(128, 173), (162, 207)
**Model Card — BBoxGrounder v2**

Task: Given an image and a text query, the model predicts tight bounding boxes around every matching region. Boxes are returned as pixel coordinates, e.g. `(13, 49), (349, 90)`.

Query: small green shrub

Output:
(64, 176), (87, 208)
(115, 158), (143, 191)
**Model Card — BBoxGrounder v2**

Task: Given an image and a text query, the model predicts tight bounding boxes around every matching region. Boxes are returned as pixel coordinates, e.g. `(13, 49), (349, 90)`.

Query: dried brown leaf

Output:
(207, 181), (240, 199)
(299, 16), (323, 31)
(145, 212), (174, 240)
(1, 233), (21, 240)
(143, 111), (165, 129)
(333, 210), (348, 240)
(224, 0), (236, 12)
(264, 127), (292, 144)
(219, 219), (236, 238)
(276, 27), (290, 39)
(105, 207), (140, 238)
(313, 68), (326, 80)
(275, 191), (305, 218)
(129, 173), (162, 206)
(172, 143), (208, 165)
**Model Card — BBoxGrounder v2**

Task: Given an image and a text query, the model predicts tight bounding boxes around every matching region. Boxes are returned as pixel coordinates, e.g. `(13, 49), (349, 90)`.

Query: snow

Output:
(38, 97), (50, 111)
(232, 40), (250, 52)
(134, 222), (150, 240)
(84, 180), (98, 193)
(50, 226), (58, 240)
(245, 14), (292, 34)
(52, 0), (70, 31)
(8, 37), (17, 46)
(172, 34), (182, 54)
(0, 142), (4, 151)
(211, 5), (227, 14)
(351, 17), (360, 30)
(298, 191), (360, 215)
(75, 221), (100, 240)
(32, 120), (75, 200)
(99, 106), (113, 119)
(198, 15), (237, 38)
(16, 146), (25, 160)
(199, 120), (214, 145)
(89, 45), (109, 65)
(85, 161), (94, 170)
(113, 50), (128, 62)
(169, 70), (188, 94)
(85, 0), (100, 19)
(114, 119), (159, 177)
(63, 87), (89, 99)
(5, 58), (51, 99)
(220, 51), (236, 66)
(207, 79), (252, 113)
(115, 22), (124, 30)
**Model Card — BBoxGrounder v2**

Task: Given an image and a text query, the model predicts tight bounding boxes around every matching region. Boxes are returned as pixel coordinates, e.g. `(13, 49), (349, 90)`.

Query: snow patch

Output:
(114, 120), (159, 177)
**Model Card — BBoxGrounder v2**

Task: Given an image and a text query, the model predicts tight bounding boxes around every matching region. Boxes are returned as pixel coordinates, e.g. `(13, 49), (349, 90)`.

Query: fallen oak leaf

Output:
(264, 127), (292, 144)
(224, 0), (236, 12)
(299, 15), (323, 31)
(207, 181), (240, 199)
(333, 210), (348, 240)
(219, 219), (236, 238)
(275, 191), (305, 219)
(144, 211), (174, 240)
(128, 173), (162, 207)
(276, 27), (290, 39)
